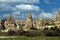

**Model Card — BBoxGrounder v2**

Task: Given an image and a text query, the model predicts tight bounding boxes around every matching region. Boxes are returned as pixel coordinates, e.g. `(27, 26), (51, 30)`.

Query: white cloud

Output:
(44, 0), (50, 4)
(0, 3), (40, 20)
(12, 12), (27, 20)
(16, 4), (40, 11)
(39, 12), (53, 18)
(0, 4), (16, 12)
(0, 4), (9, 11)
(13, 11), (20, 15)
(39, 8), (59, 19)
(3, 14), (10, 18)
(2, 12), (20, 19)
(0, 0), (40, 4)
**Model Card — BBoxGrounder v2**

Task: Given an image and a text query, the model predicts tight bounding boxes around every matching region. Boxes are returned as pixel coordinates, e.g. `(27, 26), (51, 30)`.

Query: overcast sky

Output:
(0, 0), (60, 20)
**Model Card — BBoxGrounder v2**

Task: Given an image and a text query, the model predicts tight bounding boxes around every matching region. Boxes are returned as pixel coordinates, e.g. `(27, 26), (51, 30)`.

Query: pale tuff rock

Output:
(15, 20), (21, 30)
(33, 20), (37, 28)
(49, 18), (55, 25)
(54, 11), (60, 28)
(1, 29), (9, 32)
(0, 19), (2, 27)
(23, 13), (33, 31)
(0, 19), (3, 29)
(56, 11), (60, 21)
(4, 15), (16, 30)
(45, 25), (55, 29)
(36, 16), (45, 29)
(2, 11), (60, 32)
(16, 23), (20, 30)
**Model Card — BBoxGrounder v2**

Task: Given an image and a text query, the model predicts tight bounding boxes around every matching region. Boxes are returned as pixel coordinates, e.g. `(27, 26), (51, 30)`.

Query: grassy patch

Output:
(0, 36), (60, 40)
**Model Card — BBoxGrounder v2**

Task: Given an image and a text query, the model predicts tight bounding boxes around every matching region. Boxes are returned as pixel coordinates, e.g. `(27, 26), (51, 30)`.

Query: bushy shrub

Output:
(18, 30), (26, 36)
(24, 30), (41, 37)
(46, 30), (58, 36)
(42, 29), (60, 36)
(43, 27), (48, 30)
(30, 27), (38, 30)
(7, 30), (19, 36)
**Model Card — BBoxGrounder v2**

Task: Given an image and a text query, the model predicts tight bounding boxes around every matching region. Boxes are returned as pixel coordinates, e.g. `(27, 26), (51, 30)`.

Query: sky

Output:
(0, 0), (60, 20)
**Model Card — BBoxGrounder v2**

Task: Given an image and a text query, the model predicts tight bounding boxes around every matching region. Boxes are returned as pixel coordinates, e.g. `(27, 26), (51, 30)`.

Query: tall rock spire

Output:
(7, 15), (15, 23)
(4, 15), (16, 30)
(23, 13), (33, 31)
(56, 11), (60, 21)
(27, 13), (33, 21)
(36, 16), (45, 29)
(54, 11), (60, 28)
